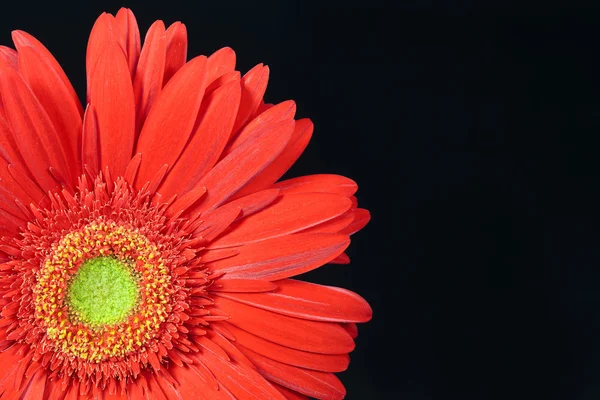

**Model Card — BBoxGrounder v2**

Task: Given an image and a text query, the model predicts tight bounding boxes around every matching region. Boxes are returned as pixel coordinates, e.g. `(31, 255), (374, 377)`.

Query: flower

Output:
(0, 7), (372, 400)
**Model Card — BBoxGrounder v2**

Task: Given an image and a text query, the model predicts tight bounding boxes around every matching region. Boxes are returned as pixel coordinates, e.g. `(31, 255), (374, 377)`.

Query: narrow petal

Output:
(233, 118), (313, 198)
(194, 343), (287, 400)
(274, 174), (358, 197)
(272, 384), (309, 400)
(17, 46), (82, 173)
(207, 233), (349, 281)
(213, 296), (354, 354)
(231, 64), (269, 135)
(0, 67), (71, 191)
(209, 193), (352, 248)
(239, 346), (346, 400)
(12, 30), (83, 117)
(89, 41), (135, 177)
(115, 7), (141, 76)
(206, 47), (236, 85)
(330, 253), (350, 265)
(210, 278), (277, 293)
(193, 202), (241, 242)
(0, 46), (17, 69)
(191, 119), (294, 214)
(0, 115), (27, 171)
(134, 55), (207, 188)
(81, 105), (100, 177)
(217, 279), (372, 323)
(225, 100), (296, 154)
(224, 322), (350, 372)
(163, 22), (188, 85)
(160, 78), (241, 200)
(340, 208), (371, 235)
(133, 20), (166, 134)
(300, 212), (354, 234)
(342, 323), (359, 339)
(86, 12), (120, 103)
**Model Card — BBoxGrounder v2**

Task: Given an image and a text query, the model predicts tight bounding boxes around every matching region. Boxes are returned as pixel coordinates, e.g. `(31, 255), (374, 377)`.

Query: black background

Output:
(3, 1), (600, 399)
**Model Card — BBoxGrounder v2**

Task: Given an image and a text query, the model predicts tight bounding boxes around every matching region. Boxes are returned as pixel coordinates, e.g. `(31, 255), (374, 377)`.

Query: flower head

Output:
(0, 8), (371, 399)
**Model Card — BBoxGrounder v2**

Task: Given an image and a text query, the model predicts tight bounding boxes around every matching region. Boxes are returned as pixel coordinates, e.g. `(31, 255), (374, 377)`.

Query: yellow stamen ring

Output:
(33, 221), (172, 362)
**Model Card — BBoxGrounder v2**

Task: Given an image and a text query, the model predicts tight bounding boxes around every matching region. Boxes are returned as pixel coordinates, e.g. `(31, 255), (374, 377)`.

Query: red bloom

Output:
(0, 8), (371, 400)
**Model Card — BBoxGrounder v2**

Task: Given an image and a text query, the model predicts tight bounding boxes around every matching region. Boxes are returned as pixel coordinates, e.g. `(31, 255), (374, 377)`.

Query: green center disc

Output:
(67, 256), (139, 326)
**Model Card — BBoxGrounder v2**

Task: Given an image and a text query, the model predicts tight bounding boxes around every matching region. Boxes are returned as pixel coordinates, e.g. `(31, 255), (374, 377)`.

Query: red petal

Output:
(300, 212), (354, 234)
(192, 119), (294, 214)
(224, 322), (350, 372)
(274, 175), (358, 197)
(234, 118), (313, 198)
(0, 46), (17, 69)
(206, 47), (236, 85)
(194, 343), (287, 400)
(133, 20), (166, 134)
(329, 253), (351, 265)
(218, 188), (281, 221)
(169, 364), (220, 396)
(342, 323), (359, 339)
(272, 383), (309, 400)
(115, 8), (141, 77)
(163, 22), (188, 85)
(89, 41), (135, 177)
(12, 30), (83, 117)
(210, 278), (277, 293)
(0, 67), (71, 191)
(194, 202), (240, 242)
(81, 105), (100, 177)
(86, 12), (120, 103)
(207, 233), (349, 281)
(218, 279), (372, 323)
(17, 46), (81, 176)
(213, 296), (354, 354)
(210, 193), (352, 248)
(134, 56), (207, 188)
(239, 346), (346, 400)
(19, 368), (46, 400)
(340, 208), (371, 235)
(0, 114), (27, 171)
(160, 78), (241, 200)
(231, 64), (269, 135)
(225, 100), (296, 155)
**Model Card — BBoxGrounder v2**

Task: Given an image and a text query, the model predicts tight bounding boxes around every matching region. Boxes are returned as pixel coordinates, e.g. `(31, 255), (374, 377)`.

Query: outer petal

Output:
(89, 41), (136, 177)
(239, 346), (346, 400)
(0, 67), (71, 191)
(233, 118), (313, 198)
(194, 349), (287, 400)
(224, 322), (350, 372)
(231, 64), (270, 135)
(160, 78), (241, 200)
(115, 7), (141, 77)
(273, 174), (358, 197)
(216, 279), (372, 323)
(17, 46), (82, 174)
(163, 22), (188, 85)
(206, 47), (236, 85)
(192, 120), (294, 214)
(12, 30), (83, 117)
(86, 12), (120, 103)
(212, 296), (355, 354)
(207, 233), (349, 281)
(133, 20), (166, 134)
(134, 55), (207, 188)
(209, 193), (352, 248)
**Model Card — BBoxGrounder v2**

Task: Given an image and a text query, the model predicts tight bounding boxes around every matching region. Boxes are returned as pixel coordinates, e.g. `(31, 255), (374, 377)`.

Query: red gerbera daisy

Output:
(0, 7), (372, 400)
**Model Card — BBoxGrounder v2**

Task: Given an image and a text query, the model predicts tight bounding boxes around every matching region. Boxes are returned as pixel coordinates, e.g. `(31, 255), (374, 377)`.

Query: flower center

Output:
(67, 256), (139, 326)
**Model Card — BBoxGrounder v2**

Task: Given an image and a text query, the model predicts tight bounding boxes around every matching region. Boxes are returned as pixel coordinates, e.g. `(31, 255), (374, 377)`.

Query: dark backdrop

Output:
(2, 2), (600, 399)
